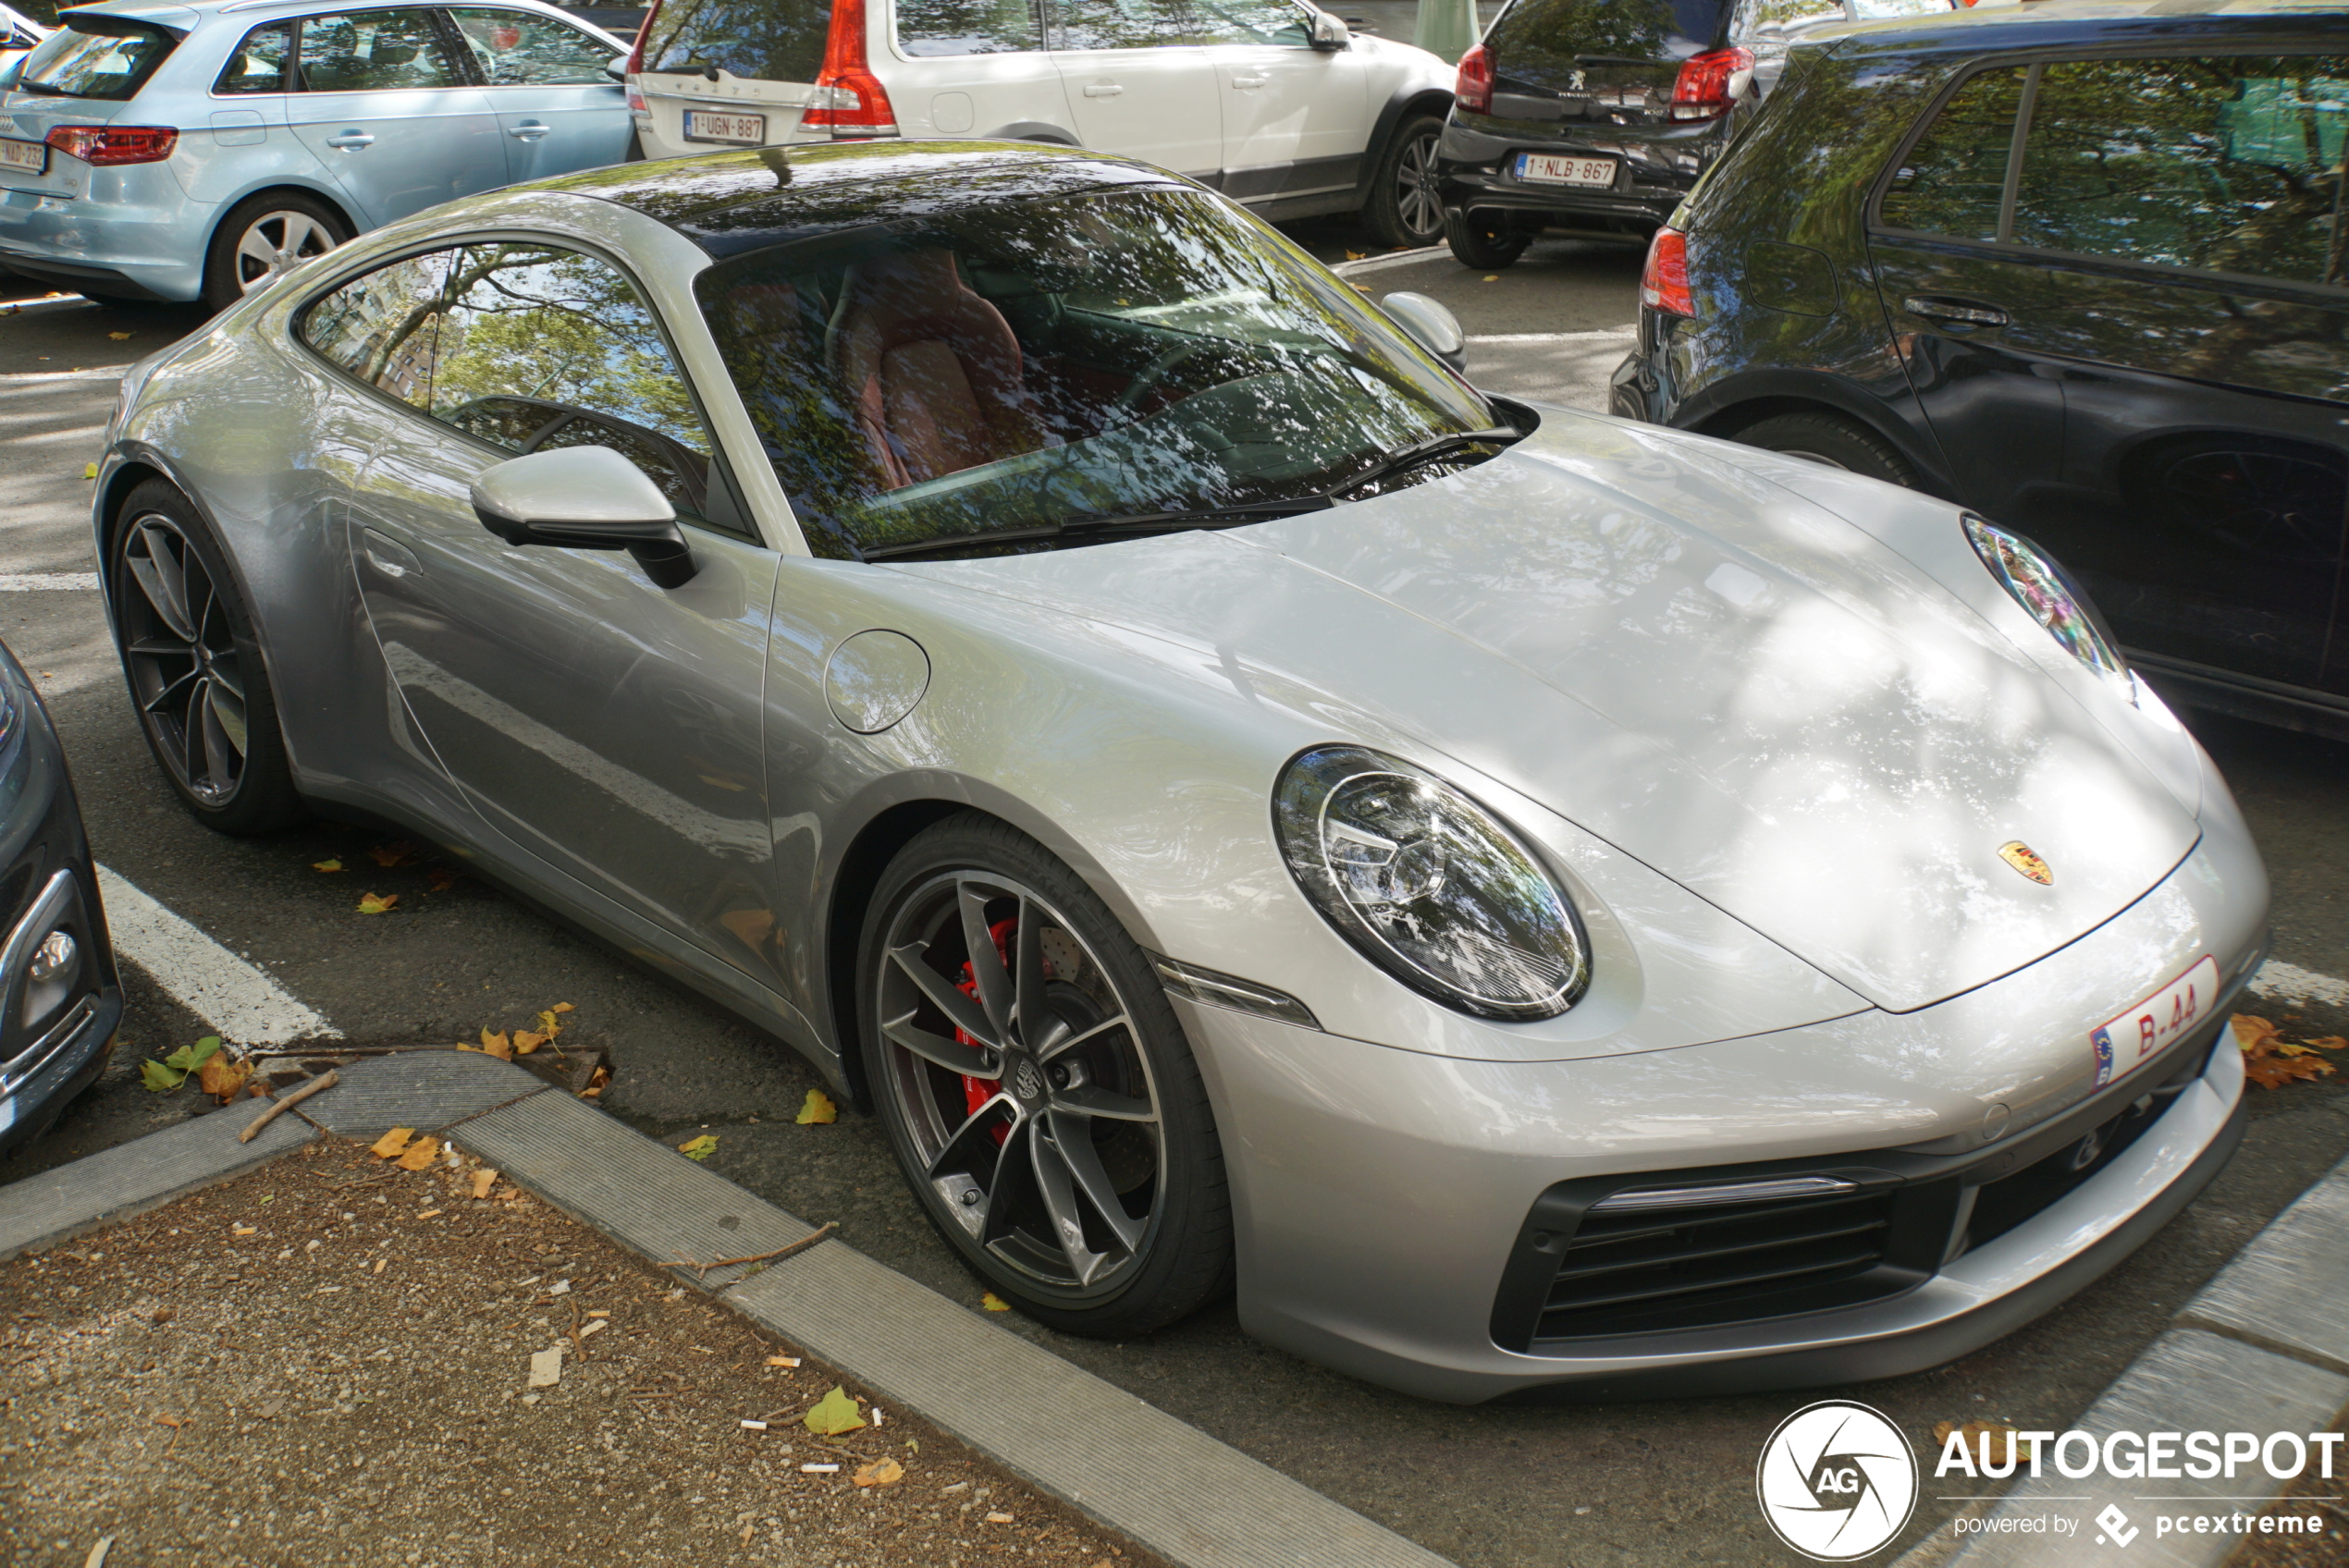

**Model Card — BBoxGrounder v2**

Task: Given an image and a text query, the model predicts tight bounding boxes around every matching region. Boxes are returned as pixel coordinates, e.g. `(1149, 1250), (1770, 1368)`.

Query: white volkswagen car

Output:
(95, 142), (2266, 1403)
(623, 0), (1457, 246)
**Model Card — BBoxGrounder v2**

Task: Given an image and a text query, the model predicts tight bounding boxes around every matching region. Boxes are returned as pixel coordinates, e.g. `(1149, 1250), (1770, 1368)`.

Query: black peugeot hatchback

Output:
(1613, 0), (2349, 739)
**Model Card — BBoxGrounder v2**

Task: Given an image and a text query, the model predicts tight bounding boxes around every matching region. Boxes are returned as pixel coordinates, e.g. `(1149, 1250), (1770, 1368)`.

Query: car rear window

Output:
(640, 0), (830, 83)
(16, 18), (176, 101)
(1482, 0), (1728, 74)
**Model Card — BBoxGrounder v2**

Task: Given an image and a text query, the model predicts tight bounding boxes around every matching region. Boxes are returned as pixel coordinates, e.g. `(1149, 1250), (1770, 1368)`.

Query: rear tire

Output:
(107, 480), (308, 835)
(1733, 411), (1917, 487)
(1361, 112), (1447, 249)
(202, 191), (350, 314)
(1444, 208), (1530, 270)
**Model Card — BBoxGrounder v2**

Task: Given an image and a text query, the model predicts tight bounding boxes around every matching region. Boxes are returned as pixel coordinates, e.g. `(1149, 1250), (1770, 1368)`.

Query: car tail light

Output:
(1455, 43), (1493, 116)
(621, 0), (657, 75)
(45, 125), (178, 166)
(802, 0), (896, 136)
(1640, 227), (1693, 316)
(1669, 45), (1753, 120)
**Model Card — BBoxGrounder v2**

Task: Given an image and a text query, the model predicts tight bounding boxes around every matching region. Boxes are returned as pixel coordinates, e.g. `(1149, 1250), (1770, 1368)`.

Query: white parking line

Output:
(2249, 958), (2349, 1010)
(0, 573), (100, 592)
(95, 864), (339, 1045)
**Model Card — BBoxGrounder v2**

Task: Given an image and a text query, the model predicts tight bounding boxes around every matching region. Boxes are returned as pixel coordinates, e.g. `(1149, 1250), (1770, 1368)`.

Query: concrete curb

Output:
(0, 1049), (1457, 1568)
(1898, 1151), (2349, 1568)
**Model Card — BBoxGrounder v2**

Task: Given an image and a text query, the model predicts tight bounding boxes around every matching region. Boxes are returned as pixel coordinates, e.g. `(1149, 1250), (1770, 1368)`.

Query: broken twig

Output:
(665, 1221), (838, 1279)
(239, 1069), (338, 1144)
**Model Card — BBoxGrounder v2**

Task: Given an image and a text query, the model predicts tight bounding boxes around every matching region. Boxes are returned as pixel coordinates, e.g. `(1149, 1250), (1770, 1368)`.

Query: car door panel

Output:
(286, 8), (505, 227)
(444, 6), (633, 181)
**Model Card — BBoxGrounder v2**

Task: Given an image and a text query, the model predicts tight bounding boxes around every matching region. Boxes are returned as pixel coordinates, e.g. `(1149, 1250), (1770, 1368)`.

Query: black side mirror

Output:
(469, 447), (697, 589)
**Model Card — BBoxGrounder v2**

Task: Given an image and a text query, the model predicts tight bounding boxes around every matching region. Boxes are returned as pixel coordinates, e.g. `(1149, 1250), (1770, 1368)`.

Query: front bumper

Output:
(0, 653), (122, 1157)
(0, 163), (215, 303)
(1181, 787), (2265, 1403)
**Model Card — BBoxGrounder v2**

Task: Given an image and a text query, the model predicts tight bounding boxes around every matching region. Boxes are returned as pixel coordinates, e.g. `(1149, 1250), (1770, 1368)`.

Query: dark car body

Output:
(1613, 0), (2349, 740)
(0, 639), (120, 1157)
(1433, 0), (1952, 251)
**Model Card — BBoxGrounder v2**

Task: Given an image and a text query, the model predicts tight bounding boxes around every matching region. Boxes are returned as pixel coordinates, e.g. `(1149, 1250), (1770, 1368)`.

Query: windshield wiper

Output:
(1329, 426), (1522, 495)
(859, 496), (1335, 563)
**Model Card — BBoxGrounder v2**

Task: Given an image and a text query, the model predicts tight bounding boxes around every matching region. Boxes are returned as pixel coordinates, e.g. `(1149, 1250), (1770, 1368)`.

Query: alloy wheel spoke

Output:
(888, 940), (999, 1047)
(1044, 1109), (1145, 1253)
(1030, 1116), (1112, 1283)
(1035, 1011), (1129, 1065)
(882, 1005), (998, 1079)
(927, 1091), (1015, 1183)
(957, 880), (1015, 1036)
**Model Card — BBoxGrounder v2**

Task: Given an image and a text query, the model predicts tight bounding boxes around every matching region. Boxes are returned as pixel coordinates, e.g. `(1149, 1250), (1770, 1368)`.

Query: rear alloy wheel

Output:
(1734, 411), (1917, 488)
(203, 192), (349, 313)
(859, 815), (1231, 1336)
(1444, 207), (1530, 270)
(109, 482), (306, 834)
(1363, 113), (1447, 248)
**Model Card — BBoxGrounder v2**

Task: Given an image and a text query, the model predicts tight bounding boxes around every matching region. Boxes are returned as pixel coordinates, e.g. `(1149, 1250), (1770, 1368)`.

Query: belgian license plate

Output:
(683, 110), (766, 145)
(0, 138), (46, 175)
(2091, 954), (2220, 1088)
(1516, 152), (1615, 189)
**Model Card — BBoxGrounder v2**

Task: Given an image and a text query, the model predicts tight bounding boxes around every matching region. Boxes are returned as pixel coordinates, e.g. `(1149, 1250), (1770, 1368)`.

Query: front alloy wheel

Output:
(861, 816), (1231, 1334)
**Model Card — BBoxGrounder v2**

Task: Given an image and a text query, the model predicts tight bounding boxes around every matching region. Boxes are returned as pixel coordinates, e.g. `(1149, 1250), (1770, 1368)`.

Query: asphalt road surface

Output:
(6, 229), (2347, 1568)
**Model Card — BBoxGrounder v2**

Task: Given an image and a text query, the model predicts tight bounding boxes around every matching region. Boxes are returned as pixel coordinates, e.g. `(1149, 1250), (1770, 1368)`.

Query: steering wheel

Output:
(1106, 341), (1220, 426)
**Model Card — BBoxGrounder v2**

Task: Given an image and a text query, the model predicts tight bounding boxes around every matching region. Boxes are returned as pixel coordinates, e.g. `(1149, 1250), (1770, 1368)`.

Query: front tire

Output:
(1362, 112), (1447, 249)
(202, 191), (349, 314)
(1444, 207), (1531, 269)
(857, 813), (1232, 1336)
(108, 481), (307, 835)
(1733, 411), (1918, 487)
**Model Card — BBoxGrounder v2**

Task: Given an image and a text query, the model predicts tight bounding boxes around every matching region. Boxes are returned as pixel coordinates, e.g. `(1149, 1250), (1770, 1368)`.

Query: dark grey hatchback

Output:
(1613, 0), (2349, 740)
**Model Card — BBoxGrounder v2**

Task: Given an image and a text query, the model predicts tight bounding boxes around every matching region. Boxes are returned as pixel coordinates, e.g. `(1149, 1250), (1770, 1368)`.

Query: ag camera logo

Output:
(1756, 1400), (1919, 1561)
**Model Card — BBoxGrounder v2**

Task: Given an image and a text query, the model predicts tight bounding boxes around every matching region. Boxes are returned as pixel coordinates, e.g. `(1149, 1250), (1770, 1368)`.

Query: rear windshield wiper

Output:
(859, 496), (1335, 562)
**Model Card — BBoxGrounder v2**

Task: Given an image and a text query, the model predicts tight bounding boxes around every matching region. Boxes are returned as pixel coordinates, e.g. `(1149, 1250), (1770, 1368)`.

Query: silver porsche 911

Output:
(95, 141), (2267, 1403)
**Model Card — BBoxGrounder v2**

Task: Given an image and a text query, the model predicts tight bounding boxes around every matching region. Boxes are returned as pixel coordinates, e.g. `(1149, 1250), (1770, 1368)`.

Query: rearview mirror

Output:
(1309, 10), (1350, 48)
(470, 446), (697, 589)
(1379, 290), (1467, 374)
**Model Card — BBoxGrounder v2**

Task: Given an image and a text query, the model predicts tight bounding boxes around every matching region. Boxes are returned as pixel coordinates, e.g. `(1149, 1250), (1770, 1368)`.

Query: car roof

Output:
(1799, 0), (2349, 51)
(537, 141), (1194, 263)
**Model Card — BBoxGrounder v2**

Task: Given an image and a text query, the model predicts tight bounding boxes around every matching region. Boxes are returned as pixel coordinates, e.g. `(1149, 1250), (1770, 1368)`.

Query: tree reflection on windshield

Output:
(697, 188), (1494, 559)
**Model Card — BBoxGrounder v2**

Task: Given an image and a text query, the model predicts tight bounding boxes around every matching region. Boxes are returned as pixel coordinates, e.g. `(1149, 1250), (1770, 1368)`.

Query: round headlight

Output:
(1962, 514), (2130, 692)
(1273, 746), (1589, 1021)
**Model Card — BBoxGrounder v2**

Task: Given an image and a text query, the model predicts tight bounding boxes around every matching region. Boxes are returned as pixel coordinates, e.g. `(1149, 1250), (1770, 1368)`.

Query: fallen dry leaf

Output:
(853, 1458), (904, 1488)
(394, 1134), (441, 1171)
(798, 1089), (838, 1126)
(370, 1128), (415, 1159)
(677, 1134), (719, 1161)
(312, 858), (343, 873)
(479, 1028), (511, 1061)
(355, 892), (398, 914)
(802, 1386), (866, 1435)
(471, 1169), (498, 1200)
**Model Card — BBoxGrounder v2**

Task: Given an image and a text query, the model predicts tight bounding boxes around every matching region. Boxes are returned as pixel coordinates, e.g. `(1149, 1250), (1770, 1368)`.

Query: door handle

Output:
(1901, 295), (2008, 327)
(324, 129), (375, 149)
(1082, 82), (1123, 97)
(509, 120), (552, 141)
(1231, 73), (1268, 88)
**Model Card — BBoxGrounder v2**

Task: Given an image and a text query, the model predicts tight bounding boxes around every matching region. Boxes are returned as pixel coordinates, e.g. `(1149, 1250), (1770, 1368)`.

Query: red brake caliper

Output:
(955, 917), (1020, 1145)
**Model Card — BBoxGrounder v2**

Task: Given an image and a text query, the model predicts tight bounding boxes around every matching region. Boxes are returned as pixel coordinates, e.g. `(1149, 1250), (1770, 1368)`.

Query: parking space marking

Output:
(2249, 958), (2349, 1010)
(94, 864), (340, 1045)
(0, 573), (100, 592)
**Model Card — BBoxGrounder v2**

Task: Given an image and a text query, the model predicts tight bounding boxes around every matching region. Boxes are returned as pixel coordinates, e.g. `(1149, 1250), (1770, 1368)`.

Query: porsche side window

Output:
(426, 244), (717, 515)
(1876, 66), (2026, 242)
(2014, 55), (2349, 287)
(446, 7), (619, 85)
(897, 0), (1045, 55)
(298, 248), (464, 410)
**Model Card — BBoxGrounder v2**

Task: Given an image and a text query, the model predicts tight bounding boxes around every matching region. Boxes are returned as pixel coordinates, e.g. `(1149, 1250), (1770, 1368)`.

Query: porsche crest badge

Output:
(1998, 841), (2053, 886)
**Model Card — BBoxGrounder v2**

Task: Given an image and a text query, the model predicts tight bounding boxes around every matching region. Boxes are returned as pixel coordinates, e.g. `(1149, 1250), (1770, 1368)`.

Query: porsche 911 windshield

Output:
(696, 187), (1503, 560)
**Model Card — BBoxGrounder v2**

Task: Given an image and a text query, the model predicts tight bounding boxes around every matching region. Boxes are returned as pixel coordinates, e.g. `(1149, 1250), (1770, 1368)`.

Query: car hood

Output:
(898, 411), (2200, 1013)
